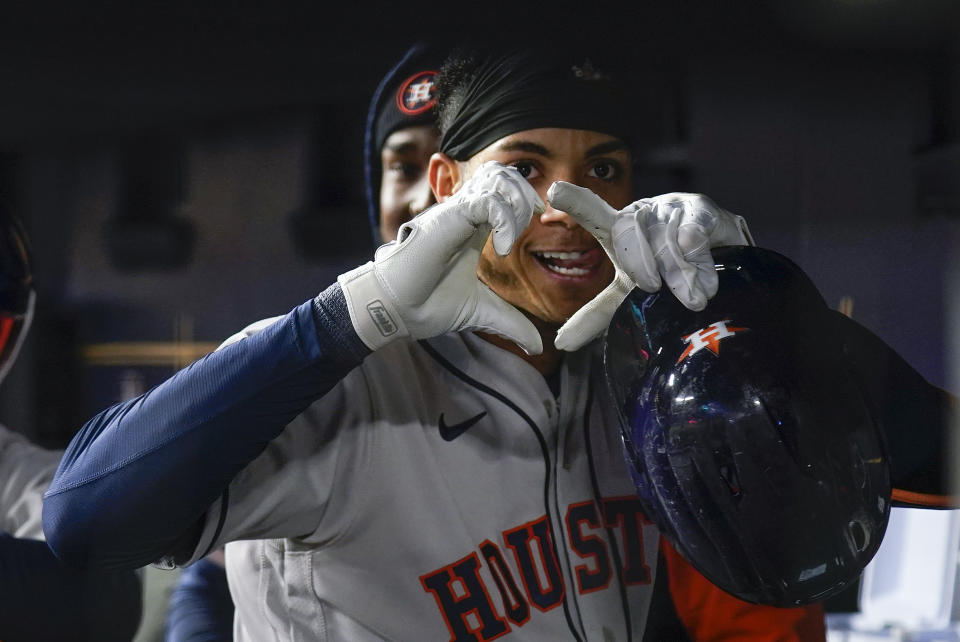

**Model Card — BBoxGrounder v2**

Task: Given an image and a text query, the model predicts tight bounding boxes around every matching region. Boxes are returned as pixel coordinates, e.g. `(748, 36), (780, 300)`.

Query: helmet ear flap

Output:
(0, 204), (34, 385)
(0, 290), (34, 385)
(605, 246), (891, 607)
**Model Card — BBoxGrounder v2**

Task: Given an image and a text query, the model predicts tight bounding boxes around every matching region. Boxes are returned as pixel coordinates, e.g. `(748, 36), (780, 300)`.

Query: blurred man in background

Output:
(364, 42), (443, 244)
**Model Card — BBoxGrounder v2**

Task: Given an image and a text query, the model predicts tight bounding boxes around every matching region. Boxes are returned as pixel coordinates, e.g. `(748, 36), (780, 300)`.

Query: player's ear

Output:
(429, 152), (460, 203)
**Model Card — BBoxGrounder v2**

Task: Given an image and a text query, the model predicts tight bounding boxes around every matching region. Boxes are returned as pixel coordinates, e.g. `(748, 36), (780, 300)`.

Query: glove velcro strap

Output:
(337, 263), (409, 351)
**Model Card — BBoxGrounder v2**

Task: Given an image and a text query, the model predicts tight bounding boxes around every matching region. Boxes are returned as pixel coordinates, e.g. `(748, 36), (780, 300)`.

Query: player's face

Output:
(379, 125), (439, 242)
(464, 128), (631, 325)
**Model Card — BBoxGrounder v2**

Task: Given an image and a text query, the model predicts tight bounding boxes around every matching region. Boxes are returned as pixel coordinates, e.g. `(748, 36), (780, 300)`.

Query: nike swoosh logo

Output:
(438, 411), (487, 442)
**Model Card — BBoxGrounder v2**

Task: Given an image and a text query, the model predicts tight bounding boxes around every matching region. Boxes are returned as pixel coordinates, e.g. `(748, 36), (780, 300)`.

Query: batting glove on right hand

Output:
(547, 184), (754, 352)
(338, 161), (545, 354)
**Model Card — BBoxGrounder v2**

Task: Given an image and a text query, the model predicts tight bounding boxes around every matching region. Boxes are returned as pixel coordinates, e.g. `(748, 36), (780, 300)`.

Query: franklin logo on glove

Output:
(366, 300), (399, 337)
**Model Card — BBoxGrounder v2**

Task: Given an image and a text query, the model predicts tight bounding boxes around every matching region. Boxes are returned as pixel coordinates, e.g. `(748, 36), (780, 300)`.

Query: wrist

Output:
(312, 283), (372, 364)
(337, 262), (410, 351)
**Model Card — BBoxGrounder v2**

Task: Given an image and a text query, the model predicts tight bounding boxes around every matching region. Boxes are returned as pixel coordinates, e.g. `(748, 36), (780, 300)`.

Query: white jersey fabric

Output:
(0, 424), (60, 540)
(194, 325), (661, 641)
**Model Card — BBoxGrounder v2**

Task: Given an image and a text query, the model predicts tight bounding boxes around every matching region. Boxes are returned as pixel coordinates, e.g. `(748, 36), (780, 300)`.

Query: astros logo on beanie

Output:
(373, 53), (441, 155)
(364, 43), (445, 245)
(396, 71), (437, 115)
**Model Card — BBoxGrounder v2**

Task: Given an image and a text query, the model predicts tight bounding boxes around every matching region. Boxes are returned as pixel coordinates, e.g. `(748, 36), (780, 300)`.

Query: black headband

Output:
(438, 50), (633, 161)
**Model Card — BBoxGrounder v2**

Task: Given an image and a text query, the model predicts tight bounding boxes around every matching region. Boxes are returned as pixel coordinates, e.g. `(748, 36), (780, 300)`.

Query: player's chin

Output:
(509, 293), (576, 330)
(535, 294), (599, 327)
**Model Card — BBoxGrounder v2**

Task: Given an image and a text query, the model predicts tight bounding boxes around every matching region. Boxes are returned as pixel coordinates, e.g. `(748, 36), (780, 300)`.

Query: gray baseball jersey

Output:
(0, 424), (60, 540)
(189, 321), (661, 641)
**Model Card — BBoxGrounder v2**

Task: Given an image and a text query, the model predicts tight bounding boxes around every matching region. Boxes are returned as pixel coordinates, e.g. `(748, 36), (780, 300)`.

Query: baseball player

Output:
(0, 205), (141, 641)
(44, 45), (830, 640)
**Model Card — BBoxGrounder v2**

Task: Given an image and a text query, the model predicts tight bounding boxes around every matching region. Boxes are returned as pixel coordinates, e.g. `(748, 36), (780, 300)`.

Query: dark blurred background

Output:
(0, 0), (957, 460)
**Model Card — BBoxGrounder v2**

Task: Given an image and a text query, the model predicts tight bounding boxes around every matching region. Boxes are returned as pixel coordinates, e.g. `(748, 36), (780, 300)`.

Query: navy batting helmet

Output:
(0, 203), (35, 384)
(604, 245), (890, 607)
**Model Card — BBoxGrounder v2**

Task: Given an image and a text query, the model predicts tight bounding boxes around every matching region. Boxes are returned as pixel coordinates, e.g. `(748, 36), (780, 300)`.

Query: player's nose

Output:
(540, 174), (581, 230)
(539, 205), (580, 230)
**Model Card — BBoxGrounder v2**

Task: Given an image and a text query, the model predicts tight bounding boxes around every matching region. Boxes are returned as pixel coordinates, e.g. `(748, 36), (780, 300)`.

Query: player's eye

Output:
(587, 160), (621, 181)
(388, 162), (422, 181)
(510, 161), (541, 180)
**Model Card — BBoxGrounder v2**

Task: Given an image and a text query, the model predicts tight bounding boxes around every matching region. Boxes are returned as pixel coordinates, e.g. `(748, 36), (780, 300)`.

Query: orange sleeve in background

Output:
(891, 487), (960, 508)
(660, 537), (826, 642)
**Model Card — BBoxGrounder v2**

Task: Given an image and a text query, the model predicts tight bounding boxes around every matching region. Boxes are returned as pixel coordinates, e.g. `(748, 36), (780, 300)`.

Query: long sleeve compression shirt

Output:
(43, 284), (369, 569)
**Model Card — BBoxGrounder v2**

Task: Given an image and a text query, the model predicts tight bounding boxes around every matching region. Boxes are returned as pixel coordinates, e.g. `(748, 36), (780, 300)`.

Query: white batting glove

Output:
(547, 183), (754, 352)
(338, 161), (546, 354)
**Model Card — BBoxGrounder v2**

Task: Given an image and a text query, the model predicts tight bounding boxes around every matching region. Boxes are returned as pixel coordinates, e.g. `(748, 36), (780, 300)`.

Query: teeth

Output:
(546, 264), (590, 276)
(535, 251), (585, 260)
(533, 250), (592, 277)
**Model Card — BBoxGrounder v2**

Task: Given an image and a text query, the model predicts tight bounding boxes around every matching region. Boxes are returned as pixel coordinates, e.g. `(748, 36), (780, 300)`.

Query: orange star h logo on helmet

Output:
(677, 320), (749, 364)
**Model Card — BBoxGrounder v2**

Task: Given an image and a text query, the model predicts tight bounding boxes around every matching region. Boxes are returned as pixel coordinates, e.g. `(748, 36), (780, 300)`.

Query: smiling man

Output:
(458, 130), (624, 321)
(432, 128), (625, 377)
(44, 46), (822, 640)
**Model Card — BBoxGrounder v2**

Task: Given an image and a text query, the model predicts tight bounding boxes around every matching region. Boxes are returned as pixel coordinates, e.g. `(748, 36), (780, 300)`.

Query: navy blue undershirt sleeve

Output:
(43, 283), (370, 569)
(165, 557), (234, 642)
(0, 532), (142, 642)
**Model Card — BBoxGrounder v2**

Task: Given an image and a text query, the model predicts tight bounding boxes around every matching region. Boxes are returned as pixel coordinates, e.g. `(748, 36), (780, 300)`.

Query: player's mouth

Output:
(531, 247), (606, 279)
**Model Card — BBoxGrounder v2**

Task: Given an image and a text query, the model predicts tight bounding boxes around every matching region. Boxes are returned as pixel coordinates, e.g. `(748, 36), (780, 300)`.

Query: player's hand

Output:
(547, 183), (754, 351)
(338, 161), (545, 354)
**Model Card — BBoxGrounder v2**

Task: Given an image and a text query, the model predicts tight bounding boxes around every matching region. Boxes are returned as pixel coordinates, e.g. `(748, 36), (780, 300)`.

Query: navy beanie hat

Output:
(363, 43), (443, 247)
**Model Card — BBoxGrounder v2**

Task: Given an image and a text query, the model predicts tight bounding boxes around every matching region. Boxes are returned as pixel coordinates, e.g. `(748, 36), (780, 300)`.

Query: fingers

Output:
(733, 214), (755, 246)
(706, 210), (755, 247)
(471, 162), (543, 256)
(473, 284), (544, 355)
(488, 165), (544, 216)
(554, 274), (633, 352)
(547, 181), (619, 244)
(471, 161), (544, 216)
(639, 195), (733, 311)
(549, 181), (663, 295)
(643, 207), (709, 310)
(659, 262), (709, 311)
(676, 223), (719, 303)
(484, 193), (522, 256)
(611, 207), (661, 293)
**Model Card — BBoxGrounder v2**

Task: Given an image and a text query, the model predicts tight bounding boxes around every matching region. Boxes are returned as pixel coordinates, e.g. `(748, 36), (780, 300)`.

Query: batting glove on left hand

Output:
(547, 183), (754, 352)
(338, 161), (545, 354)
